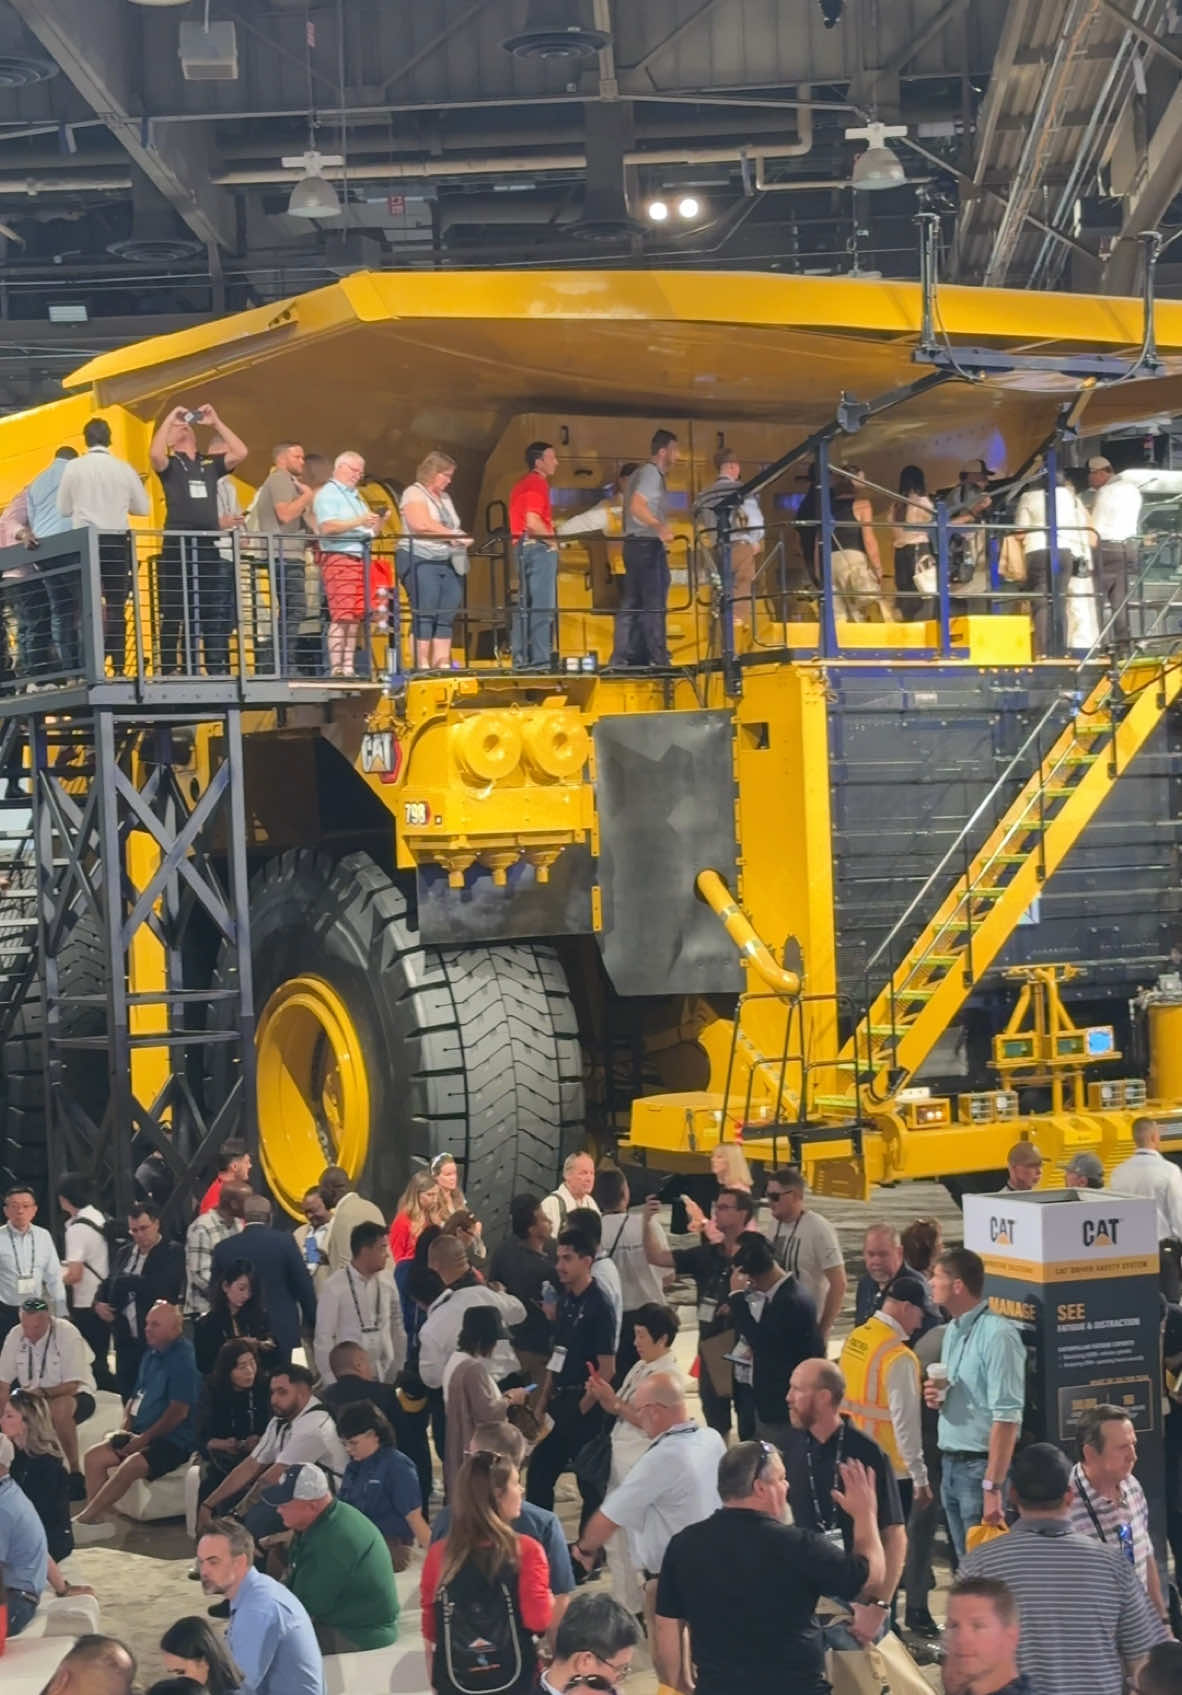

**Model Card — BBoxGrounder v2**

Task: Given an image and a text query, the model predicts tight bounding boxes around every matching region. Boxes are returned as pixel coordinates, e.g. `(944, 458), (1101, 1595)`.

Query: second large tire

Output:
(212, 848), (585, 1225)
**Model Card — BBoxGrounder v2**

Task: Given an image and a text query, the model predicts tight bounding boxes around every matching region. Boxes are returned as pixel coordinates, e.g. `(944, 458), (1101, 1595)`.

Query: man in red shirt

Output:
(198, 1138), (253, 1214)
(508, 441), (559, 669)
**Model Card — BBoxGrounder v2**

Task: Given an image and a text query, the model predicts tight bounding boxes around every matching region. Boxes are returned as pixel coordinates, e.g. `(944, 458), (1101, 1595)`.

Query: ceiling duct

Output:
(179, 20), (239, 81)
(567, 101), (640, 240)
(0, 51), (57, 86)
(107, 234), (204, 263)
(502, 0), (610, 61)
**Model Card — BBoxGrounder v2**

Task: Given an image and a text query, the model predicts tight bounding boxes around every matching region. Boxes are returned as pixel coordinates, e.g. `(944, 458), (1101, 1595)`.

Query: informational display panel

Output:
(963, 1190), (1163, 1535)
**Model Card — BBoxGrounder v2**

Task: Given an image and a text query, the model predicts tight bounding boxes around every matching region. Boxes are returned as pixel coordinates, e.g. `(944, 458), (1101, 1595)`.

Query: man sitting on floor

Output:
(264, 1460), (400, 1652)
(73, 1300), (200, 1542)
(0, 1295), (97, 1492)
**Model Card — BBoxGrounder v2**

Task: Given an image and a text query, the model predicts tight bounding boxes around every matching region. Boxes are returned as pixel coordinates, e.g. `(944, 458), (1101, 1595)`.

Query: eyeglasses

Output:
(750, 1438), (778, 1487)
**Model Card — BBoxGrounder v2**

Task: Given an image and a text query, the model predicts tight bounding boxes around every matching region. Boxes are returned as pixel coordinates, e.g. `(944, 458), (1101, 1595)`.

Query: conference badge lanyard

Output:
(8, 1224), (37, 1299)
(24, 1326), (53, 1385)
(346, 1265), (382, 1337)
(807, 1419), (847, 1545)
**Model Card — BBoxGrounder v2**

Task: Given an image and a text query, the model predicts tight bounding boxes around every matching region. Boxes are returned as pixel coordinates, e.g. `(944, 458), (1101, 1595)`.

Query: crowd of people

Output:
(3, 1122), (1182, 1694)
(0, 400), (1159, 696)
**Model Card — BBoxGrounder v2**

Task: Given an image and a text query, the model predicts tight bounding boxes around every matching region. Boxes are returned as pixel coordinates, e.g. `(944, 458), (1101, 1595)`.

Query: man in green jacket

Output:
(262, 1461), (399, 1651)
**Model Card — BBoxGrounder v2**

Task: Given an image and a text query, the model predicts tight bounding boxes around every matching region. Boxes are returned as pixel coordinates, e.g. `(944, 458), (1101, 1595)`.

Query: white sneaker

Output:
(72, 1519), (116, 1544)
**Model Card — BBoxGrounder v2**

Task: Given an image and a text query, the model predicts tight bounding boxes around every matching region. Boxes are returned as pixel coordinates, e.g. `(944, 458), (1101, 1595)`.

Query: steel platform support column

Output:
(31, 705), (256, 1229)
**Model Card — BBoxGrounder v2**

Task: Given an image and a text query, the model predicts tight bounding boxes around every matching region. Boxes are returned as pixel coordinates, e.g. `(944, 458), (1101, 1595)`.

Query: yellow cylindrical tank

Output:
(1149, 1001), (1182, 1101)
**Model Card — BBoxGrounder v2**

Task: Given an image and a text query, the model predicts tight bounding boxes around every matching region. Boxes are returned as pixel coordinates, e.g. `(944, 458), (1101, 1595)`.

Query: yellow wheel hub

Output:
(255, 974), (370, 1217)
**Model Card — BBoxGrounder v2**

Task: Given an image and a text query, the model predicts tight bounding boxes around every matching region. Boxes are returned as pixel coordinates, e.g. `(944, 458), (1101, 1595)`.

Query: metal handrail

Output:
(860, 532), (1182, 996)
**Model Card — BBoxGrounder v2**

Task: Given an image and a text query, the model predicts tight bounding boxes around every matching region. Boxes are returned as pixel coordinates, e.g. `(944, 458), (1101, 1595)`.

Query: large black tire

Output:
(212, 848), (585, 1226)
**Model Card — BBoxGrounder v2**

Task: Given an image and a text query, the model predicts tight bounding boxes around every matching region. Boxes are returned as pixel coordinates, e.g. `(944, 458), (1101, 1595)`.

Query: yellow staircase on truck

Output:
(826, 644), (1182, 1113)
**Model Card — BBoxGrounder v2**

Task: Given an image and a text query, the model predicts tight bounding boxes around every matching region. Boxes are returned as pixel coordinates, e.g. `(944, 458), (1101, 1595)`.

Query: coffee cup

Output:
(926, 1363), (949, 1403)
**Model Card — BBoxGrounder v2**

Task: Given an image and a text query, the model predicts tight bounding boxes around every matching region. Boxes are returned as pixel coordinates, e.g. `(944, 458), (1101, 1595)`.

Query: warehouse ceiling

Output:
(0, 0), (1179, 410)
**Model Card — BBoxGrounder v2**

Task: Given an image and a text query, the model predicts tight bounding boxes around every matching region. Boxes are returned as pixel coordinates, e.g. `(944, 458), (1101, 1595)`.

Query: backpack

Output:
(947, 529), (975, 585)
(71, 1212), (121, 1280)
(433, 1558), (533, 1695)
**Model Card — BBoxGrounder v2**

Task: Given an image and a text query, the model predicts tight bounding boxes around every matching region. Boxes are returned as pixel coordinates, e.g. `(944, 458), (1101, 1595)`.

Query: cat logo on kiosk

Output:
(1080, 1217), (1121, 1248)
(990, 1216), (1016, 1246)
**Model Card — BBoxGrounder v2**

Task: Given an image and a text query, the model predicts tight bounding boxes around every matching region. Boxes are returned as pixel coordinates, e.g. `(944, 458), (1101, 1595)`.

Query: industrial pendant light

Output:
(845, 121), (908, 192)
(283, 150), (344, 218)
(503, 0), (611, 60)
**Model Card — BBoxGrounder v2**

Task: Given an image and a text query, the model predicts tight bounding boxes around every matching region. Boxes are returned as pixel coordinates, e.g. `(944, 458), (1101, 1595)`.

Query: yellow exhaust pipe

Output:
(696, 868), (801, 999)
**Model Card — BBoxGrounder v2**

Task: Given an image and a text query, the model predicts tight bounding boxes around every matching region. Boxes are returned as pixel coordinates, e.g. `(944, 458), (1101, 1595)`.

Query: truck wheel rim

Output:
(255, 974), (370, 1216)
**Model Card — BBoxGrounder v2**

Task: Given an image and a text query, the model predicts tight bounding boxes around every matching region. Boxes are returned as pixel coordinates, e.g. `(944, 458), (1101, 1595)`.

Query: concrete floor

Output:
(63, 1180), (963, 1692)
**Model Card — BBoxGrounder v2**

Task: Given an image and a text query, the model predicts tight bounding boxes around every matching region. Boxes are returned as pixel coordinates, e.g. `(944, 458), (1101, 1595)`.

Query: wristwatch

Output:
(982, 1479), (1000, 1492)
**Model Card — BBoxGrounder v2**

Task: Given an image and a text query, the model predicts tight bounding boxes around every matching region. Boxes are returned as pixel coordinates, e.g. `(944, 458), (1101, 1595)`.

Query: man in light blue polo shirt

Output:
(0, 1430), (49, 1634)
(24, 446), (79, 674)
(925, 1247), (1026, 1559)
(198, 1516), (324, 1695)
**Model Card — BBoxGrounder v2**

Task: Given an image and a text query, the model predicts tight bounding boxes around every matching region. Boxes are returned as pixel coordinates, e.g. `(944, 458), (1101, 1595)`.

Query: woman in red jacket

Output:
(389, 1170), (445, 1263)
(420, 1451), (552, 1694)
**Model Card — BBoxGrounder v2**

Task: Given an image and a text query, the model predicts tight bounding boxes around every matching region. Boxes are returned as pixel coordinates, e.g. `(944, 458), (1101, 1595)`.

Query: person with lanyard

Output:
(1066, 1402), (1169, 1627)
(313, 1219), (406, 1386)
(95, 1200), (186, 1400)
(525, 1225), (616, 1520)
(642, 1184), (756, 1437)
(763, 1166), (847, 1344)
(782, 1356), (907, 1646)
(729, 1230), (824, 1451)
(925, 1247), (1026, 1561)
(0, 1296), (97, 1490)
(56, 1172), (116, 1394)
(149, 402), (248, 677)
(72, 1301), (201, 1544)
(609, 428), (679, 669)
(0, 1185), (67, 1347)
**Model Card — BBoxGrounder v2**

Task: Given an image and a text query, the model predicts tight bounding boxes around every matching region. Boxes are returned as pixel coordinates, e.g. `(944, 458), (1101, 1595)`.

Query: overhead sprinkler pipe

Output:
(696, 869), (802, 999)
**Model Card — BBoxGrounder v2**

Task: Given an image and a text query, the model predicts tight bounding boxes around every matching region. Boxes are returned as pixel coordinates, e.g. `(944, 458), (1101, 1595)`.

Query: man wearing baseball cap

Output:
(1002, 1143), (1043, 1193)
(1088, 456), (1141, 646)
(262, 1461), (399, 1652)
(840, 1276), (932, 1562)
(1062, 1151), (1105, 1190)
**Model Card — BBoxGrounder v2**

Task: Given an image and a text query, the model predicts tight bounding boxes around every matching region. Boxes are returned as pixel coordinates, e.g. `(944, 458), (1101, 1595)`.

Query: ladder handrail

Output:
(859, 539), (1182, 995)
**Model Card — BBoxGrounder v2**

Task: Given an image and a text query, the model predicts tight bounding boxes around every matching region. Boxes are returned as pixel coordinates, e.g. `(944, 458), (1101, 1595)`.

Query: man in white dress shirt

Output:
(417, 1234), (524, 1389)
(540, 1152), (600, 1237)
(313, 1220), (406, 1385)
(0, 1186), (67, 1347)
(1110, 1117), (1182, 1241)
(1087, 456), (1142, 646)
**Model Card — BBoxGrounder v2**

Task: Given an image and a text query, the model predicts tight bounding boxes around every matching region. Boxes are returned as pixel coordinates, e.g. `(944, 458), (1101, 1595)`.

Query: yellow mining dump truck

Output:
(1, 267), (1181, 1223)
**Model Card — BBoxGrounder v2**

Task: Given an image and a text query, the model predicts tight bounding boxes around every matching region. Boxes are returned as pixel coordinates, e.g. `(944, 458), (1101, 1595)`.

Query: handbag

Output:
(825, 1628), (932, 1695)
(572, 1427), (613, 1496)
(506, 1399), (544, 1446)
(449, 544), (470, 578)
(1065, 571), (1099, 650)
(912, 554), (937, 597)
(965, 1519), (1009, 1552)
(999, 533), (1027, 584)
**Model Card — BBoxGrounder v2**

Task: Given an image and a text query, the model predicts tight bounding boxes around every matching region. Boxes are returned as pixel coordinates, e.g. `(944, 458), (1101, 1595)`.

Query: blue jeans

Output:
(512, 539), (558, 667)
(7, 1585), (39, 1636)
(941, 1451), (988, 1561)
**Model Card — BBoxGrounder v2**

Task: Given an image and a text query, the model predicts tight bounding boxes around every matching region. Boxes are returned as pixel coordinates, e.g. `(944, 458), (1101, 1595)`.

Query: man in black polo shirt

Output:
(654, 1438), (885, 1695)
(148, 402), (247, 676)
(525, 1225), (615, 1521)
(643, 1185), (755, 1436)
(783, 1355), (907, 1645)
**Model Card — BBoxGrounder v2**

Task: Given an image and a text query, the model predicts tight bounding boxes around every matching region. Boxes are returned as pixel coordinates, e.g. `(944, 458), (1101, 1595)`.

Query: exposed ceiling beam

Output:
(949, 0), (1032, 276)
(1103, 79), (1182, 293)
(620, 0), (728, 82)
(8, 0), (235, 250)
(861, 0), (973, 104)
(1098, 0), (1182, 73)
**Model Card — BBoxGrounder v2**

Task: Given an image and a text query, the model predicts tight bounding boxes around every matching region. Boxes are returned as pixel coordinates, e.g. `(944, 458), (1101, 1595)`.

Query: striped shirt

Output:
(1066, 1463), (1155, 1596)
(960, 1516), (1161, 1695)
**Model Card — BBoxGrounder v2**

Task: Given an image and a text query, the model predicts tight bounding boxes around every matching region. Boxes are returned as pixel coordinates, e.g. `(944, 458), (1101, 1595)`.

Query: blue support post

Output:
(936, 498), (952, 657)
(817, 439), (838, 659)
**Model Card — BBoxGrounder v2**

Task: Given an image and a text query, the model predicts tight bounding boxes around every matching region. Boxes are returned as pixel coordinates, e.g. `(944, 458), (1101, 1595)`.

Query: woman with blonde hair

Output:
(682, 1141), (753, 1235)
(1, 1387), (92, 1594)
(431, 1152), (485, 1259)
(419, 1450), (551, 1693)
(399, 451), (472, 671)
(389, 1171), (445, 1265)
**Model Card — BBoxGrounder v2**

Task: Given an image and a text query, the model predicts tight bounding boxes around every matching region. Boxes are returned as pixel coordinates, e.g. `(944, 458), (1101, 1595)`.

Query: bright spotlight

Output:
(677, 195), (701, 220)
(647, 199), (670, 222)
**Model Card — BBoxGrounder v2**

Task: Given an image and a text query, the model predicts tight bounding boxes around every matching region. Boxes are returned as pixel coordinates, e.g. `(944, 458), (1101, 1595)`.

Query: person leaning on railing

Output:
(57, 418), (151, 678)
(398, 451), (473, 672)
(311, 450), (386, 680)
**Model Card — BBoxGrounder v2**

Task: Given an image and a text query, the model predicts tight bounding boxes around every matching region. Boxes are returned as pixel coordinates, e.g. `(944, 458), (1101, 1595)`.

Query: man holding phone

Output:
(149, 401), (248, 676)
